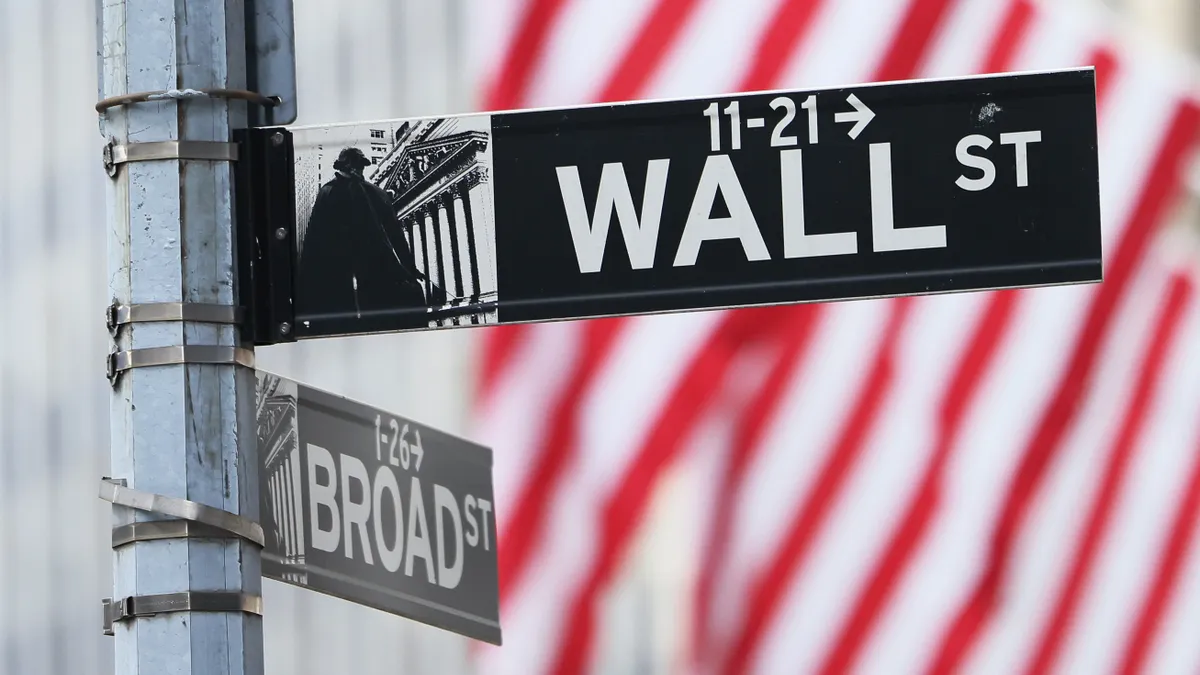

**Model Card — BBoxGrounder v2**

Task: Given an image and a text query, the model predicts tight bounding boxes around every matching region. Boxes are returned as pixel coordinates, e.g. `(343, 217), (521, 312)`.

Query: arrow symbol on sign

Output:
(835, 93), (875, 139)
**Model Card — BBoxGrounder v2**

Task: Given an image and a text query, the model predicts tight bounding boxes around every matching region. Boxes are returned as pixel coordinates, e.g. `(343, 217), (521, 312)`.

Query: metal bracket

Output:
(244, 0), (298, 126)
(106, 302), (244, 336)
(103, 592), (263, 636)
(233, 127), (297, 345)
(99, 479), (265, 548)
(106, 345), (255, 385)
(103, 140), (239, 177)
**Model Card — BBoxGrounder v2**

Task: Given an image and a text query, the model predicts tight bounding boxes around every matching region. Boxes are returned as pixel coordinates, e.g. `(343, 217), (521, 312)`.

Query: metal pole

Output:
(98, 0), (263, 673)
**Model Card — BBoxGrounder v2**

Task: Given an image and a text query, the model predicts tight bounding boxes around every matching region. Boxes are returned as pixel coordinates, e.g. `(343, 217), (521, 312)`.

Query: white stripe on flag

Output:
(963, 248), (1174, 674)
(1062, 264), (1200, 673)
(524, 0), (660, 106)
(779, 0), (913, 90)
(644, 0), (790, 98)
(478, 312), (724, 674)
(475, 321), (583, 537)
(921, 0), (1023, 77)
(711, 302), (888, 664)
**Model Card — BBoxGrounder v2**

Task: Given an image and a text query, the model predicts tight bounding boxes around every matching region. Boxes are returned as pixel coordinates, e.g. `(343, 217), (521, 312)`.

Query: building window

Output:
(370, 129), (385, 139)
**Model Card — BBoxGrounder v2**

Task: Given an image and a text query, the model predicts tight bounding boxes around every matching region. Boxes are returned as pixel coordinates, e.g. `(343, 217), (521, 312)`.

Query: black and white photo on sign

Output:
(292, 115), (499, 329)
(255, 371), (308, 585)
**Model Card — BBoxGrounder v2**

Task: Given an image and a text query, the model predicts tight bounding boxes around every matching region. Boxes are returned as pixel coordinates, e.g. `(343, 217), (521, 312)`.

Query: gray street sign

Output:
(255, 370), (501, 644)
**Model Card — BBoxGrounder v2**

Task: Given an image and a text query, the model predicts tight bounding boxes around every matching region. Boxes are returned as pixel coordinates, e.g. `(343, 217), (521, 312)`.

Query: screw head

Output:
(274, 227), (287, 240)
(271, 132), (285, 146)
(278, 322), (292, 336)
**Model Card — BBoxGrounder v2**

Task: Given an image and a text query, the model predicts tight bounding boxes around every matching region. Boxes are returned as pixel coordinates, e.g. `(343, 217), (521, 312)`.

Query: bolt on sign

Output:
(255, 370), (501, 644)
(236, 67), (1099, 345)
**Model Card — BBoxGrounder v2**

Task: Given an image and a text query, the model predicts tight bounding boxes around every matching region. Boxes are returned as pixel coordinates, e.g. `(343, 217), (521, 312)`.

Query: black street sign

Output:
(238, 67), (1100, 344)
(255, 370), (500, 644)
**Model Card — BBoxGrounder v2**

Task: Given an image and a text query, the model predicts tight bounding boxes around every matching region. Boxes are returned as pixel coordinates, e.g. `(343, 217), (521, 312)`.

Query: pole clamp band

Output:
(96, 87), (281, 114)
(107, 345), (254, 385)
(106, 302), (243, 336)
(103, 592), (263, 636)
(99, 479), (265, 548)
(103, 140), (239, 177)
(111, 520), (244, 548)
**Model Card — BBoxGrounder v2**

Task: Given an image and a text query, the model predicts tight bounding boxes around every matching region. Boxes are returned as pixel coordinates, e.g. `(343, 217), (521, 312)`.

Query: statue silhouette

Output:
(296, 147), (438, 327)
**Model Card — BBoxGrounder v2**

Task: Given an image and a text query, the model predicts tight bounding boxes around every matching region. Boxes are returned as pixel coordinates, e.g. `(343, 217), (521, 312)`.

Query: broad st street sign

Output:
(236, 67), (1100, 344)
(255, 371), (501, 644)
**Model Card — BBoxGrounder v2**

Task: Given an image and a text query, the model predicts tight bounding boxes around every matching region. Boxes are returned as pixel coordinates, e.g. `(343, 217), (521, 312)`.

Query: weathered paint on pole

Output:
(98, 1), (263, 673)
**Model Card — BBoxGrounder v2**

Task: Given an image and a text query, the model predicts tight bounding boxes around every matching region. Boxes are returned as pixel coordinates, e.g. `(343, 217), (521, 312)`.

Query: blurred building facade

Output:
(0, 0), (482, 673)
(1121, 0), (1199, 56)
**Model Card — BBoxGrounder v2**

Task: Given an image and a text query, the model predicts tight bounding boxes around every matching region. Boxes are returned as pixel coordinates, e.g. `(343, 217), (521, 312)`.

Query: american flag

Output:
(468, 0), (1200, 673)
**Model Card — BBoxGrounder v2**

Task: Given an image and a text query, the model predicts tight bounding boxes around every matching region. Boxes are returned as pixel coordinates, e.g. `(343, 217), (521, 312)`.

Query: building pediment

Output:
(375, 130), (489, 209)
(259, 398), (297, 466)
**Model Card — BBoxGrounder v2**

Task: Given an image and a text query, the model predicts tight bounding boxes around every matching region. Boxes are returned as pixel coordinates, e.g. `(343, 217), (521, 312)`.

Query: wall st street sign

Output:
(237, 67), (1100, 344)
(255, 371), (501, 644)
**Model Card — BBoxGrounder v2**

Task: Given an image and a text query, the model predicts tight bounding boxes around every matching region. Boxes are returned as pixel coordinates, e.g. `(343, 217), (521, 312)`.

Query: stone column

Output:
(409, 217), (425, 281)
(467, 166), (497, 299)
(272, 465), (286, 557)
(269, 473), (282, 553)
(282, 455), (297, 560)
(438, 194), (458, 299)
(425, 207), (443, 302)
(288, 444), (306, 562)
(452, 184), (478, 301)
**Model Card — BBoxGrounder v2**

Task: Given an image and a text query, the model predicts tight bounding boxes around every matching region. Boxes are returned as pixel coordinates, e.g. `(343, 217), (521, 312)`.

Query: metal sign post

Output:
(95, 0), (293, 672)
(238, 68), (1101, 345)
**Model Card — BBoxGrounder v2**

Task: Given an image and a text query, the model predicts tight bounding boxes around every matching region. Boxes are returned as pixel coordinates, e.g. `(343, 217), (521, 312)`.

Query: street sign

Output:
(255, 370), (501, 644)
(238, 67), (1100, 344)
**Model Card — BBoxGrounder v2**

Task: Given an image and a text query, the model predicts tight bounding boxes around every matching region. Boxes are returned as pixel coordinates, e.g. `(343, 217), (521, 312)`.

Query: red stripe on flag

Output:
(720, 299), (915, 675)
(480, 0), (713, 401)
(1024, 273), (1195, 675)
(980, 0), (1034, 74)
(1092, 47), (1118, 106)
(717, 1), (961, 668)
(486, 0), (571, 110)
(737, 0), (826, 92)
(874, 0), (959, 82)
(477, 0), (576, 404)
(819, 29), (1119, 673)
(817, 291), (1020, 675)
(689, 0), (837, 663)
(478, 326), (531, 405)
(483, 0), (720, 659)
(496, 318), (627, 605)
(597, 0), (705, 103)
(1119, 324), (1200, 675)
(749, 0), (965, 668)
(926, 99), (1200, 675)
(692, 305), (824, 665)
(549, 310), (776, 675)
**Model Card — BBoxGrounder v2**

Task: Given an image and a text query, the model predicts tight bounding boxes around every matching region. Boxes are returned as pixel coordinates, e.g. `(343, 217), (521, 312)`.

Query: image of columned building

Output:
(370, 117), (499, 327)
(256, 372), (308, 585)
